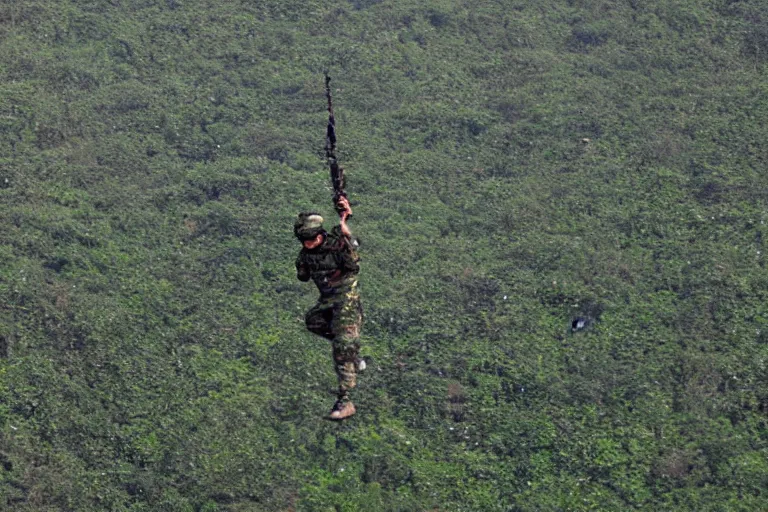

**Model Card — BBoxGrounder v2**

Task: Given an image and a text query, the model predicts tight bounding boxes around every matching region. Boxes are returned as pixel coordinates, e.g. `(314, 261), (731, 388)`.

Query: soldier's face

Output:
(302, 233), (324, 249)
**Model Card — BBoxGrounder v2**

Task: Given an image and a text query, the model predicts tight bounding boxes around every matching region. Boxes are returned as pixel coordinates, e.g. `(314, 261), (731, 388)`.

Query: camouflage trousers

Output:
(305, 279), (363, 403)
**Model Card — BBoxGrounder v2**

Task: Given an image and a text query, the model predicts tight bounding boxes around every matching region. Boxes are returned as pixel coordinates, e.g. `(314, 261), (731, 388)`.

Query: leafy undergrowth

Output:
(1, 0), (767, 510)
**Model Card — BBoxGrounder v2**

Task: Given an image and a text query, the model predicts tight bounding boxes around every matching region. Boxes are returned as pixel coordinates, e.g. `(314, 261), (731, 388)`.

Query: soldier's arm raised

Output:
(337, 196), (353, 238)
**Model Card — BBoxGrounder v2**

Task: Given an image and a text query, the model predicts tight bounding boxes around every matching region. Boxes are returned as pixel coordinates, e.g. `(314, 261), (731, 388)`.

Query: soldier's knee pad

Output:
(306, 319), (333, 339)
(305, 317), (320, 332)
(333, 341), (359, 362)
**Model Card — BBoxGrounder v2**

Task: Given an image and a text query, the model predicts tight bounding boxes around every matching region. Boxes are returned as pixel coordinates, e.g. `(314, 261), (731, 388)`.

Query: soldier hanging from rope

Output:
(294, 75), (364, 420)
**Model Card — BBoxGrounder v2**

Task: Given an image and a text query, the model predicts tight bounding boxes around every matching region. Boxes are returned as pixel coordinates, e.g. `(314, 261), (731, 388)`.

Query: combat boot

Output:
(328, 400), (356, 420)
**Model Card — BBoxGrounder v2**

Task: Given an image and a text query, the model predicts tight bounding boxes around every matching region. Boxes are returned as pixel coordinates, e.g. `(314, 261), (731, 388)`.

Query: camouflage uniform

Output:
(296, 225), (362, 404)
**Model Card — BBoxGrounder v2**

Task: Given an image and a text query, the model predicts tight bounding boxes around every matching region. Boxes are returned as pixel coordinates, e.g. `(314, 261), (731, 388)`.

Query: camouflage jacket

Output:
(296, 226), (360, 296)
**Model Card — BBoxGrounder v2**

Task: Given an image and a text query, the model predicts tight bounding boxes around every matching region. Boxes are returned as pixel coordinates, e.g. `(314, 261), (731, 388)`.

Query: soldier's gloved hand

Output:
(336, 196), (352, 219)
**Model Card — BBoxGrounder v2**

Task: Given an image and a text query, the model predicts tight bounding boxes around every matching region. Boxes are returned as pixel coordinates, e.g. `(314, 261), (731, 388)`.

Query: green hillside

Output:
(1, 0), (767, 510)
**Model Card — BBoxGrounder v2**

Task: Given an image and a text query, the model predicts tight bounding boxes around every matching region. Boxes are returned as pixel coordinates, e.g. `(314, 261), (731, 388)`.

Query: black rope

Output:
(325, 74), (348, 215)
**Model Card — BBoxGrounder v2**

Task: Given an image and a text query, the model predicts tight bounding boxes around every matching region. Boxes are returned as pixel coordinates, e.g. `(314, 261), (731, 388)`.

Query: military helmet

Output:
(294, 212), (325, 241)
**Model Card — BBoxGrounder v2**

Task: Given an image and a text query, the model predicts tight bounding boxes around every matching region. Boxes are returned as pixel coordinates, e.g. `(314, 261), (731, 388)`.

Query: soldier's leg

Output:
(305, 299), (335, 340)
(331, 289), (363, 403)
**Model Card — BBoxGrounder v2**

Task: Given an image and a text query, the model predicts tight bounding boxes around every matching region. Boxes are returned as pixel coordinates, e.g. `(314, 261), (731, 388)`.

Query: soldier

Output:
(295, 196), (363, 420)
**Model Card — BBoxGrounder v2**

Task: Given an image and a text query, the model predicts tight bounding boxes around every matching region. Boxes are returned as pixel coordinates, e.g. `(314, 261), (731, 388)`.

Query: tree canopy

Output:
(1, 0), (767, 510)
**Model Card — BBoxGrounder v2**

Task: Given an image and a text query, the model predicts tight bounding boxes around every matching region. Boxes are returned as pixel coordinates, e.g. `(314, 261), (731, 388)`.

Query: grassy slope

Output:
(1, 0), (767, 510)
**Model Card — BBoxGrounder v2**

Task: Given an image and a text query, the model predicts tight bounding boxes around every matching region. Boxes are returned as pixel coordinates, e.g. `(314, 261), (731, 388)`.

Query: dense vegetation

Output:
(1, 0), (767, 510)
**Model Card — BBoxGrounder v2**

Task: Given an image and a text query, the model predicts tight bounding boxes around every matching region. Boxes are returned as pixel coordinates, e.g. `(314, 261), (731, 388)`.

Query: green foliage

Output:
(1, 0), (768, 510)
